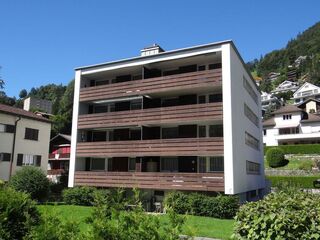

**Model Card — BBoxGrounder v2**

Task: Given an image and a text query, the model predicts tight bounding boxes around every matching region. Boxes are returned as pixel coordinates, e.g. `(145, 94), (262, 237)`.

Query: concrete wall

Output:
(0, 113), (51, 181)
(222, 43), (265, 195)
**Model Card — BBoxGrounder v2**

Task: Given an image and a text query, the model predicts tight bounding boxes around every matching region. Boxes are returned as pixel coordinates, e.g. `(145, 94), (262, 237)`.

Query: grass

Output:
(264, 157), (314, 170)
(38, 205), (234, 239)
(266, 175), (320, 188)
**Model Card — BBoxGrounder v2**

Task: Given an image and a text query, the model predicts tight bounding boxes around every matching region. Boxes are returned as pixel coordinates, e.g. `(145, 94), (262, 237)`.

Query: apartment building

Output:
(23, 96), (53, 114)
(0, 103), (51, 181)
(69, 41), (265, 201)
(293, 82), (320, 104)
(263, 99), (320, 146)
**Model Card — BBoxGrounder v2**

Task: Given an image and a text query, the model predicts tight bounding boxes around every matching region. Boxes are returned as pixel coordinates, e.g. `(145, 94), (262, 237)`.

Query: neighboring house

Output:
(23, 97), (53, 114)
(267, 72), (281, 82)
(0, 103), (51, 181)
(292, 82), (320, 104)
(68, 40), (265, 202)
(47, 133), (70, 182)
(263, 102), (320, 146)
(261, 91), (282, 111)
(271, 80), (299, 94)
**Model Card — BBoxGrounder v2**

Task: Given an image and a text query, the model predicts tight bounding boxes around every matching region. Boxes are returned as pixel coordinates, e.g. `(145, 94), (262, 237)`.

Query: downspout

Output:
(9, 116), (21, 179)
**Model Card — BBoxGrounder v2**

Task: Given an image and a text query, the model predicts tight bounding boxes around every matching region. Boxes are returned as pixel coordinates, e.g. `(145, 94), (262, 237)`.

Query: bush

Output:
(9, 167), (50, 201)
(164, 191), (239, 219)
(298, 160), (314, 170)
(0, 187), (40, 240)
(233, 191), (320, 239)
(25, 210), (86, 240)
(267, 175), (320, 189)
(265, 144), (320, 154)
(0, 180), (5, 189)
(266, 148), (288, 168)
(62, 186), (97, 206)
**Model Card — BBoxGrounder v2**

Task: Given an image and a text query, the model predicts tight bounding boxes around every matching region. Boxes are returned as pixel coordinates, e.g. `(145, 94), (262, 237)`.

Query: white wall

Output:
(263, 128), (279, 146)
(222, 43), (265, 195)
(274, 113), (301, 127)
(0, 113), (51, 181)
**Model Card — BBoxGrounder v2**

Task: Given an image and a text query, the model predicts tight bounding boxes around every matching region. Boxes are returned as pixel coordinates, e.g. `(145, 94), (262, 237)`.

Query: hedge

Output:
(164, 191), (239, 219)
(266, 175), (320, 189)
(264, 144), (320, 155)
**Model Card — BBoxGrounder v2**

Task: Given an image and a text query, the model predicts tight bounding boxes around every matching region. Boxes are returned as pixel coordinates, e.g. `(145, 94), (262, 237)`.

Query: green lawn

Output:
(38, 205), (234, 239)
(264, 157), (314, 170)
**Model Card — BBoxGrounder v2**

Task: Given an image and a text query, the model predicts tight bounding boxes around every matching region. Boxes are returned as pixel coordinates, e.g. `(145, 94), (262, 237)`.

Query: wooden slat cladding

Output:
(78, 102), (222, 129)
(76, 137), (223, 157)
(79, 69), (222, 102)
(74, 171), (224, 192)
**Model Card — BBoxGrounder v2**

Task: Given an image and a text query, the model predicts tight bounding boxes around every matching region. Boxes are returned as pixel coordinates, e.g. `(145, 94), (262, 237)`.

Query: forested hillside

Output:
(247, 21), (320, 91)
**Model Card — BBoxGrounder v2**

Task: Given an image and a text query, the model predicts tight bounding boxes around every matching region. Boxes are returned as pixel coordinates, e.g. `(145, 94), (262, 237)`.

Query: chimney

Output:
(140, 44), (165, 56)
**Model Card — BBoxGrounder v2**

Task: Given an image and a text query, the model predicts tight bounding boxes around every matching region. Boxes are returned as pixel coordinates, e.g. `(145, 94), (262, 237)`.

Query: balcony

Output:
(74, 171), (224, 191)
(78, 102), (223, 129)
(79, 69), (222, 102)
(48, 153), (70, 160)
(76, 137), (223, 157)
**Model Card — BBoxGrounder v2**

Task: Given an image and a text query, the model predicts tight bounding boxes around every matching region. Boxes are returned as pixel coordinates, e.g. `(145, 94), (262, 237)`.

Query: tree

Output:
(19, 89), (28, 99)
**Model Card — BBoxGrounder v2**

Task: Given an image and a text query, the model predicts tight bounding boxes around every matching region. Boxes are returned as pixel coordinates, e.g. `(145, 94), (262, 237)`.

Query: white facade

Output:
(263, 104), (320, 146)
(261, 91), (282, 110)
(271, 80), (299, 94)
(293, 82), (320, 104)
(69, 41), (265, 196)
(0, 107), (51, 181)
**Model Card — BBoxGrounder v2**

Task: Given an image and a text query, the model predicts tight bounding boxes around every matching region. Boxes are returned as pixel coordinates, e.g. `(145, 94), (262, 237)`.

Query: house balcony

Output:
(76, 137), (223, 157)
(78, 102), (223, 129)
(79, 69), (222, 102)
(74, 171), (224, 192)
(48, 153), (70, 160)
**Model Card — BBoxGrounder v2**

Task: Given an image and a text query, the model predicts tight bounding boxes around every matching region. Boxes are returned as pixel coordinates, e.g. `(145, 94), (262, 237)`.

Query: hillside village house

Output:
(271, 80), (299, 94)
(261, 91), (282, 111)
(0, 103), (51, 181)
(293, 82), (320, 104)
(68, 40), (265, 203)
(263, 99), (320, 146)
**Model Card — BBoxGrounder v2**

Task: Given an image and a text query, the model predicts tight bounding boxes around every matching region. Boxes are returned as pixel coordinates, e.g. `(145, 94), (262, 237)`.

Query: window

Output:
(279, 127), (299, 135)
(263, 129), (267, 136)
(209, 125), (223, 137)
(246, 161), (260, 175)
(198, 95), (206, 104)
(162, 127), (179, 139)
(245, 132), (260, 150)
(128, 158), (136, 171)
(92, 131), (106, 142)
(0, 153), (11, 162)
(160, 157), (178, 172)
(282, 114), (292, 120)
(17, 154), (41, 166)
(24, 128), (39, 141)
(130, 100), (142, 110)
(91, 158), (105, 171)
(243, 77), (258, 103)
(209, 157), (224, 172)
(198, 157), (206, 173)
(198, 126), (206, 138)
(0, 123), (15, 133)
(208, 63), (222, 70)
(209, 94), (222, 103)
(244, 103), (259, 127)
(198, 65), (206, 71)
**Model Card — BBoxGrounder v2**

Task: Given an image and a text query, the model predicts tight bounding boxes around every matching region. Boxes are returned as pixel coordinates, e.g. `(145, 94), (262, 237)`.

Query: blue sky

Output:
(0, 0), (319, 97)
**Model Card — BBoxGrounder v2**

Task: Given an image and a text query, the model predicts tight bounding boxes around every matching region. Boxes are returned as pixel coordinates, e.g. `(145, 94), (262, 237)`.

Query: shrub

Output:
(0, 187), (40, 240)
(62, 186), (97, 206)
(9, 166), (50, 201)
(164, 191), (239, 219)
(233, 191), (320, 239)
(298, 160), (314, 170)
(266, 175), (320, 189)
(25, 210), (86, 240)
(265, 144), (320, 155)
(266, 148), (288, 168)
(0, 180), (5, 189)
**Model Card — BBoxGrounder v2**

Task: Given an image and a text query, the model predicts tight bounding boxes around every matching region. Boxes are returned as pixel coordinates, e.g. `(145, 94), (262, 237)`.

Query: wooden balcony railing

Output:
(76, 137), (223, 157)
(74, 171), (224, 192)
(47, 169), (66, 175)
(78, 102), (222, 129)
(79, 69), (222, 102)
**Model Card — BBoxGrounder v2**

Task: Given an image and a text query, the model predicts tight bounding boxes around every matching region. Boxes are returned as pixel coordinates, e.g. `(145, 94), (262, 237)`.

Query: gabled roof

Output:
(272, 104), (303, 115)
(301, 113), (320, 123)
(293, 82), (320, 96)
(50, 133), (71, 142)
(297, 98), (320, 107)
(0, 103), (51, 123)
(263, 117), (276, 127)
